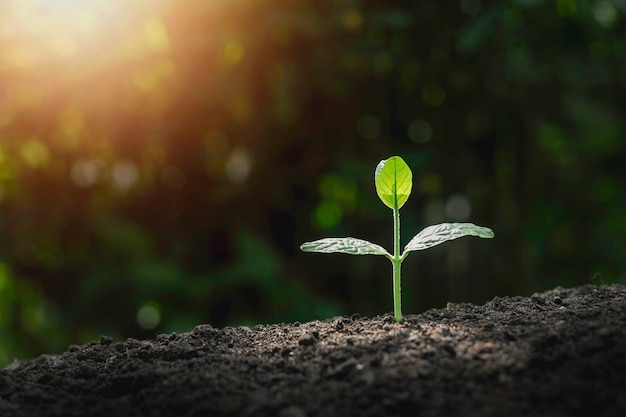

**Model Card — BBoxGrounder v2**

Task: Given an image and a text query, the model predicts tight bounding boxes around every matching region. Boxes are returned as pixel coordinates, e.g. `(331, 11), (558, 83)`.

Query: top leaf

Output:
(374, 156), (412, 210)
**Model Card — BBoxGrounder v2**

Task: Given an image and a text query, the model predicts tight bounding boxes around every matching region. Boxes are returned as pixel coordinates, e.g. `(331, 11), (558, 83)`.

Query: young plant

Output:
(301, 156), (494, 323)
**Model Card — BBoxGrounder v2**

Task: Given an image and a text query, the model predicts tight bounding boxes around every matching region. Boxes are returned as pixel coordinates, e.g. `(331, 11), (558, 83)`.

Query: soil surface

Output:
(1, 284), (625, 417)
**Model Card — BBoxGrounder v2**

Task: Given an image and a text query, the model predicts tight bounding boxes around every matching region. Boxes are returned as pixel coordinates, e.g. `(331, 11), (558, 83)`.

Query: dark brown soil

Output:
(1, 284), (625, 417)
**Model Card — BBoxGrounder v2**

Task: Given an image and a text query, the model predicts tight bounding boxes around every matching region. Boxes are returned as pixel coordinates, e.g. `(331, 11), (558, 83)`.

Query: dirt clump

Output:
(1, 284), (625, 416)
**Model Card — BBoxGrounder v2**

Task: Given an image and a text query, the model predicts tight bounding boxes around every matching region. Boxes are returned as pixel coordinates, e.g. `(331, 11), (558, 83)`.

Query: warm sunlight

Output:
(1, 0), (175, 69)
(0, 0), (182, 151)
(0, 0), (261, 187)
(1, 0), (252, 148)
(4, 0), (124, 65)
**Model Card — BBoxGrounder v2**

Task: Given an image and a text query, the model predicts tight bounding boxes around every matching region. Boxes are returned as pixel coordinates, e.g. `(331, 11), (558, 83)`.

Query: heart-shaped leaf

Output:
(374, 156), (412, 210)
(404, 223), (494, 253)
(300, 238), (390, 257)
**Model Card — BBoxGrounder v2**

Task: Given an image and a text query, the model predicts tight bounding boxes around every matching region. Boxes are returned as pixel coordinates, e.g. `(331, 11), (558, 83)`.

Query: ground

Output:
(1, 284), (625, 417)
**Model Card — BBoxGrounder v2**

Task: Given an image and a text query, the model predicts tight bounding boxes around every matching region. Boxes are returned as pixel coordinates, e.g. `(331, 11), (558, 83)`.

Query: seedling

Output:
(301, 156), (494, 323)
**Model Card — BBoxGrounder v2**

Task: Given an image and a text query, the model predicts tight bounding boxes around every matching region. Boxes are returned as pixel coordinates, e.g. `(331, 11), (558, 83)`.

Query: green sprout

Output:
(301, 156), (494, 323)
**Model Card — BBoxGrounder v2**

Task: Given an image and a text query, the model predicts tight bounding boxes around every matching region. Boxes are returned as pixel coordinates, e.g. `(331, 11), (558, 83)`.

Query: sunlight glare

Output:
(1, 0), (167, 67)
(5, 0), (120, 38)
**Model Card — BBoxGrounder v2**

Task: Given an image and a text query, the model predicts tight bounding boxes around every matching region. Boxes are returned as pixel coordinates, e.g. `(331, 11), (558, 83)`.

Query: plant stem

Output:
(392, 207), (402, 323)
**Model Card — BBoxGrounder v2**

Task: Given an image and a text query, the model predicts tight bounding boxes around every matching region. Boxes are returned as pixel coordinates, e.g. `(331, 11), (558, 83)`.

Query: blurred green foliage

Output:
(1, 0), (626, 365)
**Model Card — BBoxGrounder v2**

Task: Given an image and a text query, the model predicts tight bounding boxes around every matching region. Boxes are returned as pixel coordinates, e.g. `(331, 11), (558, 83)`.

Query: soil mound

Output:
(1, 284), (625, 416)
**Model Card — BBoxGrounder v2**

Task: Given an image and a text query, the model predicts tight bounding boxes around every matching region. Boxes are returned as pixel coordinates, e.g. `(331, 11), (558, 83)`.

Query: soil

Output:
(1, 284), (625, 417)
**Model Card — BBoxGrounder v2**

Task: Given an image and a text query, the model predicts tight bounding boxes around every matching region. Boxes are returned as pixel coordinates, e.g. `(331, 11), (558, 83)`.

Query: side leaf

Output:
(300, 238), (390, 257)
(374, 156), (412, 210)
(404, 223), (494, 253)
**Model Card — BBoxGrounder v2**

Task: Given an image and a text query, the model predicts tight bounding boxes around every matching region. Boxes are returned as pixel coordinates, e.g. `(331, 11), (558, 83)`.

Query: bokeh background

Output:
(1, 0), (625, 365)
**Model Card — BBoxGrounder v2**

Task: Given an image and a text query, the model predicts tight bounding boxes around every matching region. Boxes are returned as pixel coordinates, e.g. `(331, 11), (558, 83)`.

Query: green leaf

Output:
(300, 238), (390, 257)
(404, 223), (494, 253)
(374, 156), (412, 210)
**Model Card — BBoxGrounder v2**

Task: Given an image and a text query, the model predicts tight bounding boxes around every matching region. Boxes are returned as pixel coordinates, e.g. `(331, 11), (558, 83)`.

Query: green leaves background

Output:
(1, 0), (625, 363)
